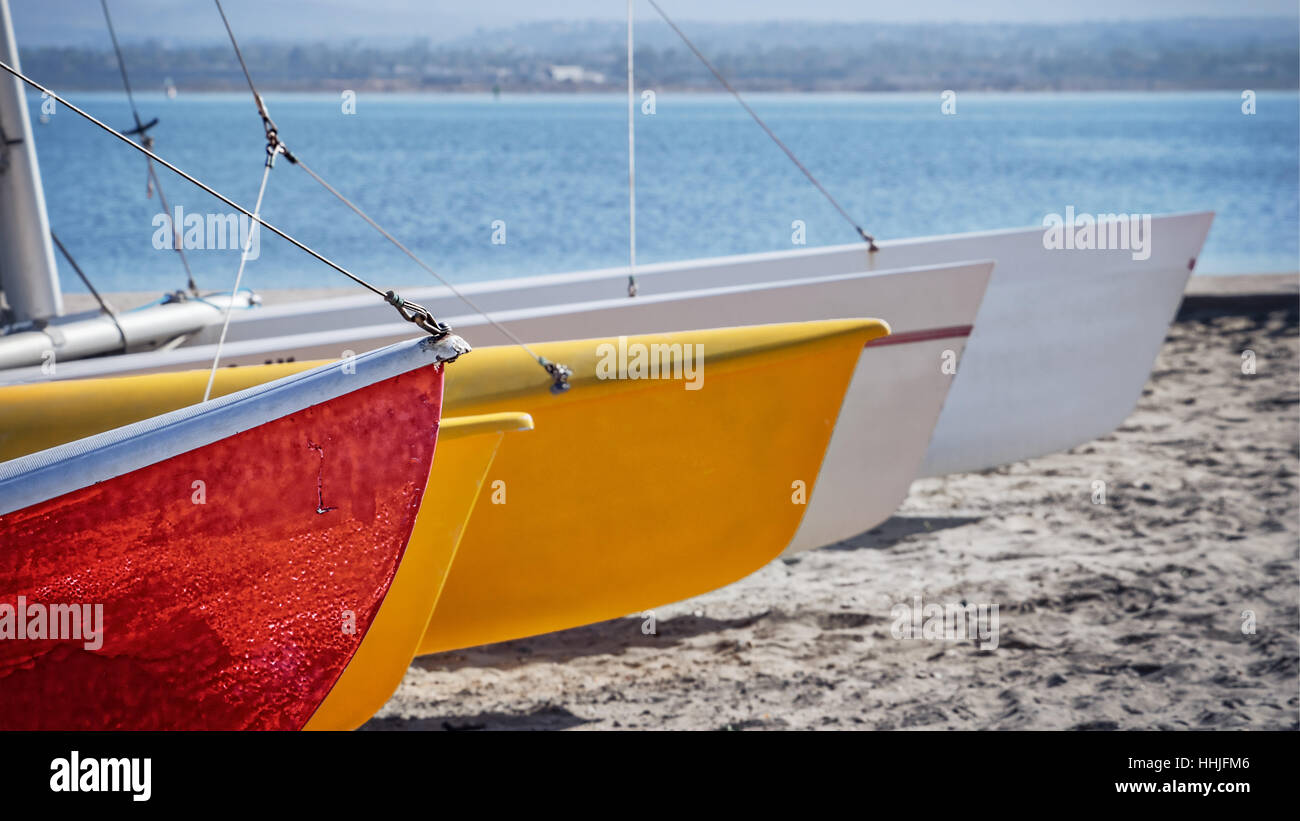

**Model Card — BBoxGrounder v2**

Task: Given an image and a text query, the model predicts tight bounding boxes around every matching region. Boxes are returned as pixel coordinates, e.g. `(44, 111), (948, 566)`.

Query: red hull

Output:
(0, 365), (444, 730)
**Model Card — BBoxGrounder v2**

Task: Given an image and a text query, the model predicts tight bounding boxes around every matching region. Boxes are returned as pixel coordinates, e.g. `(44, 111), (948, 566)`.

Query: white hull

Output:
(784, 263), (991, 552)
(790, 330), (969, 554)
(1, 259), (994, 553)
(0, 212), (1212, 503)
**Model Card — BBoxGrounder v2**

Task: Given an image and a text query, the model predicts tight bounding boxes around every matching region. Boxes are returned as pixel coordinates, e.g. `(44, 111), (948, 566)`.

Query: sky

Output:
(10, 0), (1300, 45)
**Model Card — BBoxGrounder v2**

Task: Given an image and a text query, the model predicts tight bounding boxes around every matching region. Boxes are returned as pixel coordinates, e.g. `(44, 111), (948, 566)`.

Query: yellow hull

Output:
(421, 319), (885, 651)
(0, 360), (319, 462)
(0, 319), (887, 658)
(305, 412), (533, 731)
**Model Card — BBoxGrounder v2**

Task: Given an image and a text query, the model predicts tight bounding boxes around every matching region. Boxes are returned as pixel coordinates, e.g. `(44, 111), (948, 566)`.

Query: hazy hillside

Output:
(18, 18), (1300, 92)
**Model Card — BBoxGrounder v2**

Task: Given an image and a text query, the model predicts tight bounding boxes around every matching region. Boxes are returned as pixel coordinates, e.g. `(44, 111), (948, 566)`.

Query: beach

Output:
(365, 274), (1299, 731)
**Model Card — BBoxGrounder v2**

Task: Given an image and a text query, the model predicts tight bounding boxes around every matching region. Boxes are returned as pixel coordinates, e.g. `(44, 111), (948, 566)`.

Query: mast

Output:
(0, 0), (62, 325)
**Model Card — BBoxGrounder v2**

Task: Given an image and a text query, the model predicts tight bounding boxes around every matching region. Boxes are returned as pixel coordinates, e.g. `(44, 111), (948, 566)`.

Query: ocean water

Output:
(24, 91), (1300, 296)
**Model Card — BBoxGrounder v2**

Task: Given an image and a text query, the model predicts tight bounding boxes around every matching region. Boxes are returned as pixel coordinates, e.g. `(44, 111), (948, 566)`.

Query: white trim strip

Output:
(0, 260), (989, 385)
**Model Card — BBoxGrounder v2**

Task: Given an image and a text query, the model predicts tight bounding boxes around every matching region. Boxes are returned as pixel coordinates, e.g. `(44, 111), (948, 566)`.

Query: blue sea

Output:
(25, 91), (1300, 295)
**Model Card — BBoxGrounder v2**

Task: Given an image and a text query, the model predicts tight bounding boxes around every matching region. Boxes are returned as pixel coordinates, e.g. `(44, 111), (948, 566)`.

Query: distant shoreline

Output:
(19, 16), (1296, 96)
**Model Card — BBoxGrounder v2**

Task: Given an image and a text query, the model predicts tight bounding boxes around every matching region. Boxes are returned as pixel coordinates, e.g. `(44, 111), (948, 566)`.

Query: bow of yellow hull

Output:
(305, 412), (533, 731)
(420, 318), (887, 652)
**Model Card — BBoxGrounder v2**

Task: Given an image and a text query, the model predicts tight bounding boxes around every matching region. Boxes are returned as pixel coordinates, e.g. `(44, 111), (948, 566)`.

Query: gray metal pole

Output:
(0, 0), (62, 325)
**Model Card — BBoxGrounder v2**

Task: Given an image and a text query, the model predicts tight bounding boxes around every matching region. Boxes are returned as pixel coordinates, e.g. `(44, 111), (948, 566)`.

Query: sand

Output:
(359, 276), (1298, 731)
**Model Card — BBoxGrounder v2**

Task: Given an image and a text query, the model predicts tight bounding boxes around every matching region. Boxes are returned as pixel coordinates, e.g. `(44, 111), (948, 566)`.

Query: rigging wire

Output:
(202, 160), (272, 403)
(626, 1), (638, 297)
(291, 158), (572, 391)
(210, 0), (570, 392)
(0, 59), (450, 339)
(212, 0), (293, 164)
(49, 230), (128, 351)
(205, 0), (292, 400)
(100, 0), (199, 293)
(213, 0), (260, 103)
(645, 0), (878, 251)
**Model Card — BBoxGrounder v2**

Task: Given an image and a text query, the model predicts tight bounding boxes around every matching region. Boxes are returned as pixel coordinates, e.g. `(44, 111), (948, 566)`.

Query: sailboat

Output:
(0, 0), (256, 365)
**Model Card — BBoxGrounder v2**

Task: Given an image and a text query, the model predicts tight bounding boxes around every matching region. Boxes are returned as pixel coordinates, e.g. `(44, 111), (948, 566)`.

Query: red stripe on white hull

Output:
(864, 325), (974, 348)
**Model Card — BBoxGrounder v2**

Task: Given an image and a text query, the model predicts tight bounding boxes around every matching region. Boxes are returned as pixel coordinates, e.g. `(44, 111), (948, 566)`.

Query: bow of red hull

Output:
(0, 347), (453, 730)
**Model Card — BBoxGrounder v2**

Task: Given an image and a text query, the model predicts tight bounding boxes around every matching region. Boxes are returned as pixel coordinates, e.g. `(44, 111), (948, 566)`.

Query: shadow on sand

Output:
(412, 610), (772, 673)
(361, 704), (592, 731)
(824, 515), (983, 551)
